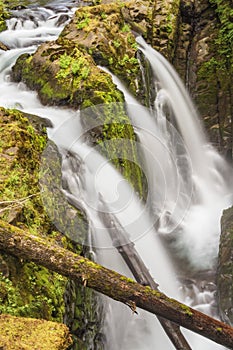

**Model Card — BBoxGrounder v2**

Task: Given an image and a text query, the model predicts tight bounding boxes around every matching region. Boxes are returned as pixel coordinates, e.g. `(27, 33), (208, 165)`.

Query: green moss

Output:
(57, 3), (141, 95)
(0, 108), (47, 228)
(196, 0), (232, 149)
(209, 0), (233, 65)
(0, 314), (72, 350)
(121, 23), (131, 33)
(180, 304), (193, 316)
(0, 263), (66, 321)
(76, 13), (90, 30)
(0, 108), (87, 330)
(56, 51), (91, 87)
(119, 276), (135, 283)
(0, 1), (9, 32)
(11, 2), (149, 198)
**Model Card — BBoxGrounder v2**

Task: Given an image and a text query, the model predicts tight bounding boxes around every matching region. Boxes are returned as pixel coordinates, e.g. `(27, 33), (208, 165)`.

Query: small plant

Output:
(119, 54), (138, 66)
(127, 35), (138, 50)
(108, 57), (114, 65)
(76, 14), (90, 30)
(100, 12), (107, 19)
(59, 53), (72, 69)
(81, 66), (90, 79)
(57, 54), (90, 81)
(113, 39), (121, 48)
(121, 23), (131, 33)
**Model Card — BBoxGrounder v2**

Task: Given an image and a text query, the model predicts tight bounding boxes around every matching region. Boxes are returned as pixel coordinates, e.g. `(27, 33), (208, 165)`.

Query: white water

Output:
(0, 3), (232, 349)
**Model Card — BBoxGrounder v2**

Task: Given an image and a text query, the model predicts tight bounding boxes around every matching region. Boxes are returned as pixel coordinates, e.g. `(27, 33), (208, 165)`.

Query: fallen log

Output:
(99, 204), (192, 350)
(0, 219), (233, 349)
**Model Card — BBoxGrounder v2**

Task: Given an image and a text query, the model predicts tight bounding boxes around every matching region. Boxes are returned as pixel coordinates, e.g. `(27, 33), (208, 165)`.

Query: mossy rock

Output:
(57, 2), (143, 95)
(11, 5), (148, 197)
(10, 0), (182, 105)
(0, 107), (86, 239)
(11, 43), (124, 108)
(0, 1), (10, 33)
(217, 205), (233, 325)
(0, 107), (88, 324)
(0, 107), (48, 229)
(0, 314), (72, 350)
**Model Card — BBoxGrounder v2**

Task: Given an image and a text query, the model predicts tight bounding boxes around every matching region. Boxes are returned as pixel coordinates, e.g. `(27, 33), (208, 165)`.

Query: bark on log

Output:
(0, 219), (233, 349)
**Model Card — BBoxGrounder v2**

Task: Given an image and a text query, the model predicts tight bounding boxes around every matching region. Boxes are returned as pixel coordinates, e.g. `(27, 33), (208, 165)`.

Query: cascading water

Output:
(0, 2), (232, 349)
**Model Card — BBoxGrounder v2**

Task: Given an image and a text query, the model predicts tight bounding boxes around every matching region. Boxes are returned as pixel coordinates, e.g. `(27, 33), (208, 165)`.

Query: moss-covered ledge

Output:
(0, 314), (72, 350)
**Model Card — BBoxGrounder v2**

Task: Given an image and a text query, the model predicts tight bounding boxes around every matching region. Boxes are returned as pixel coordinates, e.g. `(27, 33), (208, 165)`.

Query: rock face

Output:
(174, 0), (233, 156)
(217, 206), (233, 325)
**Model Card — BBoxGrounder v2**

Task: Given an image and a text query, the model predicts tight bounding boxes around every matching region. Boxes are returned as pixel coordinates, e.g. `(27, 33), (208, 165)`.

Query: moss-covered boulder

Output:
(11, 46), (124, 109)
(0, 314), (72, 350)
(217, 205), (233, 325)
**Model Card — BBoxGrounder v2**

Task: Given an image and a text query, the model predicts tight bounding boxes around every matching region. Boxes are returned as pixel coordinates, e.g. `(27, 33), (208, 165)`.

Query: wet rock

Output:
(0, 41), (8, 50)
(180, 0), (232, 153)
(0, 106), (86, 327)
(217, 205), (233, 325)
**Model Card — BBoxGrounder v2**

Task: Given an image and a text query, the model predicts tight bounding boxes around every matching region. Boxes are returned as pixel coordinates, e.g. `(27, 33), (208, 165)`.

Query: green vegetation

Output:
(201, 0), (233, 75)
(216, 327), (223, 332)
(197, 0), (233, 149)
(0, 265), (66, 321)
(121, 23), (131, 33)
(56, 52), (91, 82)
(0, 314), (72, 350)
(210, 0), (233, 64)
(180, 304), (193, 317)
(0, 0), (9, 32)
(0, 108), (86, 328)
(76, 13), (90, 30)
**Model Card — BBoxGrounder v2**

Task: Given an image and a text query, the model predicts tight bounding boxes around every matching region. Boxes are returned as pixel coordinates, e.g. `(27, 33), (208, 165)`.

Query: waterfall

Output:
(0, 2), (232, 349)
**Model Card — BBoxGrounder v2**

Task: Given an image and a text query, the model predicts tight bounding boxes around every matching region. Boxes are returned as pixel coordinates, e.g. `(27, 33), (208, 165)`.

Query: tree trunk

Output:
(99, 205), (191, 350)
(0, 219), (233, 349)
